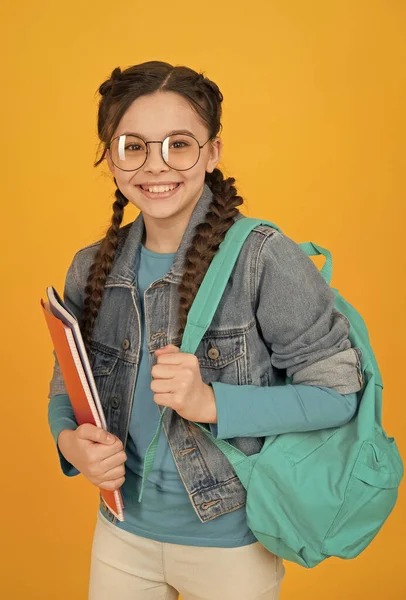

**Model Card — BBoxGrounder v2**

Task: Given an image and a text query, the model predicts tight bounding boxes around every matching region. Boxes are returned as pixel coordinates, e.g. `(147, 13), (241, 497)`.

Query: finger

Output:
(150, 378), (174, 393)
(155, 344), (180, 356)
(77, 424), (116, 444)
(100, 449), (127, 471)
(99, 476), (125, 491)
(99, 464), (126, 482)
(153, 392), (177, 408)
(155, 352), (184, 365)
(151, 363), (176, 379)
(93, 439), (124, 461)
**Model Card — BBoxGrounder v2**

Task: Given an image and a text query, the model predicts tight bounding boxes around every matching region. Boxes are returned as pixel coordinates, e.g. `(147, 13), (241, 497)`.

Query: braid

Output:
(81, 186), (128, 354)
(177, 168), (243, 338)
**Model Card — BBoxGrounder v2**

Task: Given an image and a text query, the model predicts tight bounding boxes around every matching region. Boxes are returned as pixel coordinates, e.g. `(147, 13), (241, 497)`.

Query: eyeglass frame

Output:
(107, 132), (213, 172)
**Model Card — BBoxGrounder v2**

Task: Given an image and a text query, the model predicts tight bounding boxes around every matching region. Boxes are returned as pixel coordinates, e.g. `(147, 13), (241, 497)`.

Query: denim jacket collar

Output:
(107, 181), (243, 286)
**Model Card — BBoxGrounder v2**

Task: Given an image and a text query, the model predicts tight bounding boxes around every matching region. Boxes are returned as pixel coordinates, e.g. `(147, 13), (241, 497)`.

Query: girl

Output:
(47, 61), (362, 600)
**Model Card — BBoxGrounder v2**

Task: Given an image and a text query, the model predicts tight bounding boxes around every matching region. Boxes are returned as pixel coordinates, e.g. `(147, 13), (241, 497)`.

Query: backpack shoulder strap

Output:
(181, 218), (270, 354)
(181, 218), (333, 354)
(138, 217), (334, 501)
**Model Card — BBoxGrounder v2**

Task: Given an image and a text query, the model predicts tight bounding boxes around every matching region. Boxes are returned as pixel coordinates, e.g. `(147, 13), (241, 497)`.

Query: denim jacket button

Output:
(208, 347), (220, 360)
(110, 397), (121, 409)
(122, 339), (130, 350)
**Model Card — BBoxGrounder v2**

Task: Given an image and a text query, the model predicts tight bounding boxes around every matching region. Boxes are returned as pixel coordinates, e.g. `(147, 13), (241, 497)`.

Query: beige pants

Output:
(88, 511), (285, 600)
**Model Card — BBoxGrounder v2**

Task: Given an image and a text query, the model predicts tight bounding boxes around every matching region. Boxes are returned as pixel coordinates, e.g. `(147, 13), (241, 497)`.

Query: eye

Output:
(171, 141), (189, 149)
(126, 144), (143, 151)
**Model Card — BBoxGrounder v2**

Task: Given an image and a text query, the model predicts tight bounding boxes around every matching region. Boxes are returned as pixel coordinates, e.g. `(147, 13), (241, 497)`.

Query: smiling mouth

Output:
(139, 183), (181, 192)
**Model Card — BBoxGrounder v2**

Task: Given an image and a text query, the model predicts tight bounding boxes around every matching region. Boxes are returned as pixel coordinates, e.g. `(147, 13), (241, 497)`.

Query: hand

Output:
(58, 424), (127, 491)
(151, 344), (217, 424)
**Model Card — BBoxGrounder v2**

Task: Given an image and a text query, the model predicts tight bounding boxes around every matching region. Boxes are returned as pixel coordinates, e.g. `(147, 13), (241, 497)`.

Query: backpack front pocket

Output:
(321, 435), (403, 558)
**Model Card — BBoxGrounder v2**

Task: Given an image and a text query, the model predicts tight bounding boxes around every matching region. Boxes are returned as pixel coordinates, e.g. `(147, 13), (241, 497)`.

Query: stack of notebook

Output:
(41, 286), (124, 521)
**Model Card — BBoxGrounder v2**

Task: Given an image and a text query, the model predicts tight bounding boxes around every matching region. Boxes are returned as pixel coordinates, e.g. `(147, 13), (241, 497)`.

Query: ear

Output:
(205, 136), (222, 174)
(105, 149), (114, 174)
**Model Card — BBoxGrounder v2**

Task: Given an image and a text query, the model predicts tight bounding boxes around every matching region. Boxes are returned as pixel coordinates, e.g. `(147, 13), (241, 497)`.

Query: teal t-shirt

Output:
(112, 243), (257, 547)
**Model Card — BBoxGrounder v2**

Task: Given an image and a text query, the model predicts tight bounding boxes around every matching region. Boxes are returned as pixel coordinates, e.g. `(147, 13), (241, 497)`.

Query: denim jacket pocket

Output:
(90, 349), (119, 376)
(195, 331), (248, 385)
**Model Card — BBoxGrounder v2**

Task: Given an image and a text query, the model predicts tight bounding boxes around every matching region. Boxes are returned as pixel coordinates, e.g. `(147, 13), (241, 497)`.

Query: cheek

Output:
(112, 170), (134, 188)
(117, 173), (143, 199)
(184, 160), (209, 184)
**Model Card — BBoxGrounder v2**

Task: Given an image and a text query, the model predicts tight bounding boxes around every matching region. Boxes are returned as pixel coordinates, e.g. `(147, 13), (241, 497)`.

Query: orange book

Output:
(41, 287), (124, 521)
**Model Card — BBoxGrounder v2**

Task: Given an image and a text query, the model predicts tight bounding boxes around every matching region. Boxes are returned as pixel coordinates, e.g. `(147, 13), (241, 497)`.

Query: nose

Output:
(143, 141), (170, 174)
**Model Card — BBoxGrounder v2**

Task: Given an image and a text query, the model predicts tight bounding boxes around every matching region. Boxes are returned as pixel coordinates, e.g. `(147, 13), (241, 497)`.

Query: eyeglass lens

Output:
(110, 134), (201, 171)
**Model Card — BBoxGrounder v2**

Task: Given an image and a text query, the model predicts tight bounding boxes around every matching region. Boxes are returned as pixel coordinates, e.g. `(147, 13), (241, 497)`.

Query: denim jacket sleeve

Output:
(48, 392), (80, 476)
(208, 229), (362, 439)
(47, 256), (84, 476)
(254, 229), (362, 391)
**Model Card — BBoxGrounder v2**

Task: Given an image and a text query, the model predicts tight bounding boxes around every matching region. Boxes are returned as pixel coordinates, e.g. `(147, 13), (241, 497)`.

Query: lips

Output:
(137, 182), (183, 199)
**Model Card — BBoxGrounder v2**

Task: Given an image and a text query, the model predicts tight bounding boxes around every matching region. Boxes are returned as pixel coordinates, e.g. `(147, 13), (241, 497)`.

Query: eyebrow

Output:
(119, 129), (196, 138)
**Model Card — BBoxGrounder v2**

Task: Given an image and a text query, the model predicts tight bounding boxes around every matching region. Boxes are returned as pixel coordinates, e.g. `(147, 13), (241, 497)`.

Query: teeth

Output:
(143, 184), (178, 193)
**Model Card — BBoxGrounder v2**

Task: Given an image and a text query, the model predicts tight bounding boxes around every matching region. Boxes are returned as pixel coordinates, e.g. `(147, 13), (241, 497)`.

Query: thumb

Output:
(77, 423), (116, 444)
(155, 344), (180, 355)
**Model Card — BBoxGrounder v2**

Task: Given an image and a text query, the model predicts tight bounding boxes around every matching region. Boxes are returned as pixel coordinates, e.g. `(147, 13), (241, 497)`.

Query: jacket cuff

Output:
(292, 347), (363, 393)
(51, 420), (80, 477)
(48, 394), (80, 477)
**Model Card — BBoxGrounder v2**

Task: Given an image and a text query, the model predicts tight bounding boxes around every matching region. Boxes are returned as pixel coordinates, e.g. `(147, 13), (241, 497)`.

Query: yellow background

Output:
(1, 1), (405, 598)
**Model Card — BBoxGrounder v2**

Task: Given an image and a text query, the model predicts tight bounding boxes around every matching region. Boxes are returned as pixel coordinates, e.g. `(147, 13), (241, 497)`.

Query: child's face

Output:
(106, 90), (222, 225)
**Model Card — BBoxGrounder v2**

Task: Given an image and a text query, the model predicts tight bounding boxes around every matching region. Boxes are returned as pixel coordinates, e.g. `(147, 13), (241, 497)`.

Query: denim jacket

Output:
(48, 182), (362, 523)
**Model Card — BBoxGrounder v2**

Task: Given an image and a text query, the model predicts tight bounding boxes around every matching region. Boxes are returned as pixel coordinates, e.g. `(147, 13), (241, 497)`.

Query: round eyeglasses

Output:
(107, 133), (212, 172)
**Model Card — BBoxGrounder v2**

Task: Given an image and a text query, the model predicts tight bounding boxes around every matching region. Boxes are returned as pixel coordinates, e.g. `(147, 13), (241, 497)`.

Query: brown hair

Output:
(81, 61), (244, 353)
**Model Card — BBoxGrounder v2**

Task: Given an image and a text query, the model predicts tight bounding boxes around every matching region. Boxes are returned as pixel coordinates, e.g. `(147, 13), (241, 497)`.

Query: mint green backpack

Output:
(140, 218), (403, 568)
